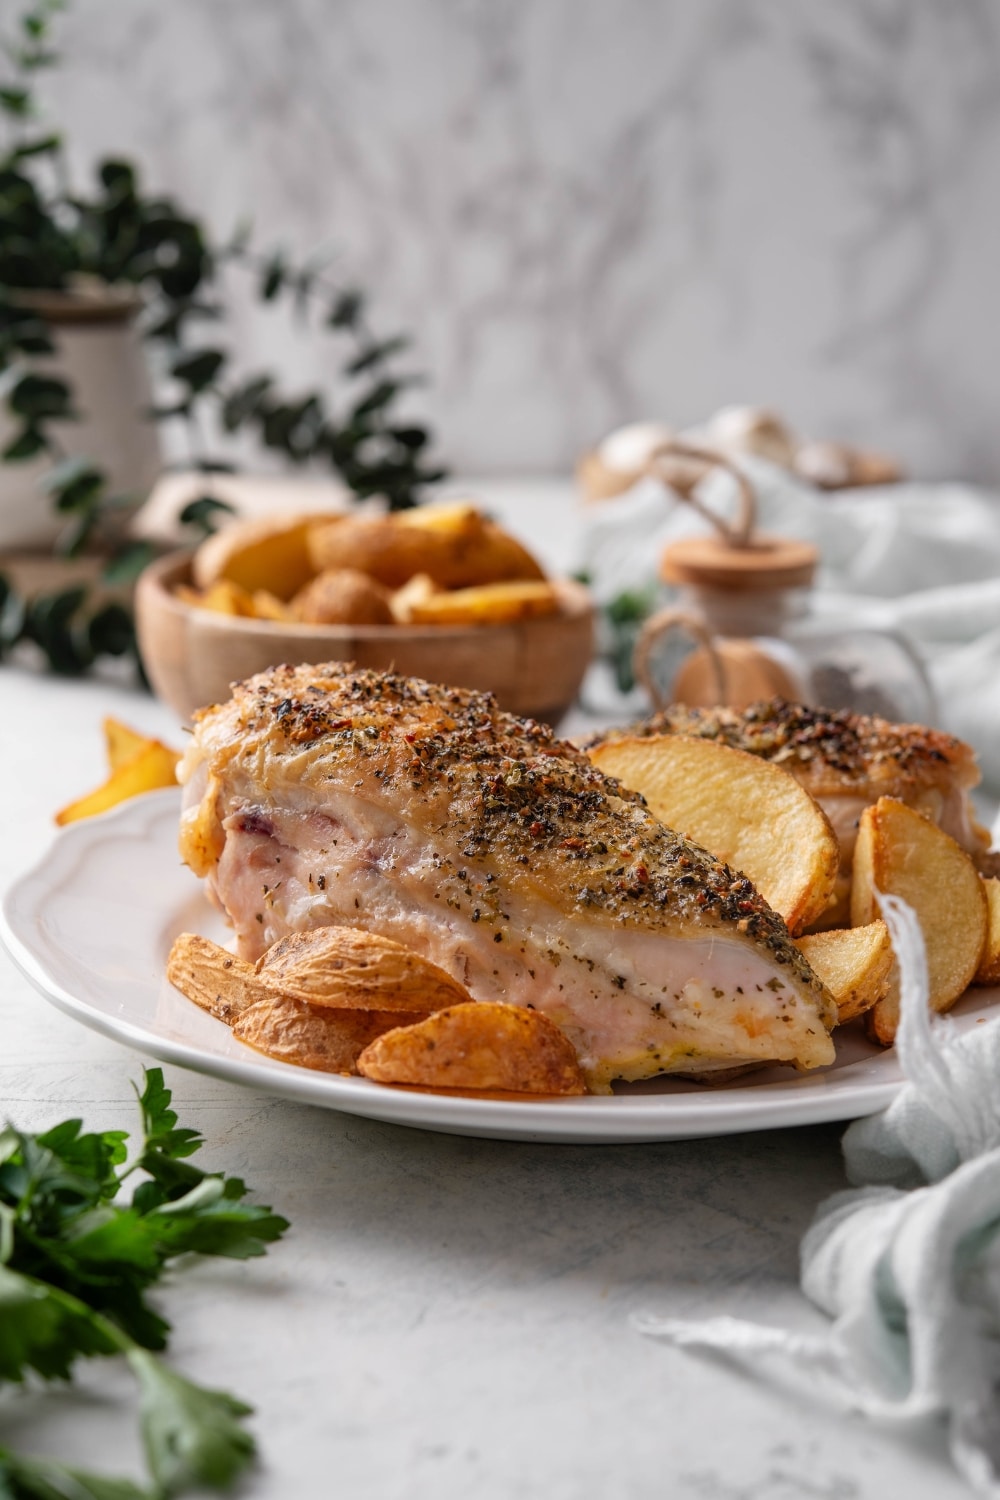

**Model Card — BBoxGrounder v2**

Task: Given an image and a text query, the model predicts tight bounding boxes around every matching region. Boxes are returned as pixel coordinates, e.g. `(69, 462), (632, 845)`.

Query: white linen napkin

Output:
(634, 895), (1000, 1497)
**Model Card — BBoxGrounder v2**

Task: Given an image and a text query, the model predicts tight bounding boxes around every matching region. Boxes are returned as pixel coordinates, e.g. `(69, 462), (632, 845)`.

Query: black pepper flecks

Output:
(193, 665), (828, 999)
(589, 697), (974, 791)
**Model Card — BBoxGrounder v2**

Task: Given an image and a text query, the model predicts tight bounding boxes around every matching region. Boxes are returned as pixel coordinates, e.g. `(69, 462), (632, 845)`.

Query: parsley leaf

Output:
(0, 1263), (117, 1381)
(0, 1067), (289, 1495)
(147, 1177), (288, 1260)
(134, 1071), (203, 1164)
(0, 1446), (150, 1499)
(129, 1351), (255, 1495)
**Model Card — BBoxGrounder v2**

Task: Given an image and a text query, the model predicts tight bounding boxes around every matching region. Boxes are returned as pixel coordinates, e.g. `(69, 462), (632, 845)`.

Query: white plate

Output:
(4, 789), (998, 1143)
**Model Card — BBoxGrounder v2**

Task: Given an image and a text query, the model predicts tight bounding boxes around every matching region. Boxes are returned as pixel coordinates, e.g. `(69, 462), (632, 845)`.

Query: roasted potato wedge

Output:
(250, 589), (294, 622)
(291, 567), (394, 625)
(393, 501), (482, 539)
(795, 921), (894, 1023)
(406, 580), (561, 627)
(184, 579), (258, 617)
(975, 877), (1000, 985)
(389, 572), (442, 623)
(177, 581), (294, 622)
(308, 514), (446, 589)
(410, 508), (547, 587)
(308, 506), (546, 591)
(166, 932), (422, 1071)
(172, 582), (206, 610)
(356, 1001), (587, 1095)
(588, 734), (838, 935)
(103, 717), (152, 773)
(192, 512), (342, 598)
(851, 797), (987, 1044)
(166, 933), (268, 1022)
(255, 926), (473, 1013)
(234, 995), (427, 1073)
(56, 738), (180, 825)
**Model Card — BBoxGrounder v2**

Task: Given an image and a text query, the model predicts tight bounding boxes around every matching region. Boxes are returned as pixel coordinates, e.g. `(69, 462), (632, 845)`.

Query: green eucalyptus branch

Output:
(0, 571), (136, 675)
(0, 3), (443, 520)
(0, 0), (446, 678)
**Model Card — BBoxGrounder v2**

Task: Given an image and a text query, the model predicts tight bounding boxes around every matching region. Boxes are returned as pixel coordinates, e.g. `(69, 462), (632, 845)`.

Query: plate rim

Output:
(0, 788), (958, 1143)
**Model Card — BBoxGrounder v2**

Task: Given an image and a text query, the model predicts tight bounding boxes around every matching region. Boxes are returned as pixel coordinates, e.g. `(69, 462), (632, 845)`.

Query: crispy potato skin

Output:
(191, 513), (342, 598)
(308, 510), (546, 591)
(167, 930), (583, 1085)
(233, 996), (428, 1073)
(104, 717), (151, 772)
(795, 921), (894, 1023)
(356, 1002), (587, 1095)
(975, 877), (1000, 985)
(180, 503), (554, 628)
(389, 572), (441, 623)
(56, 739), (180, 826)
(166, 933), (268, 1022)
(291, 568), (394, 626)
(587, 733), (839, 935)
(250, 590), (294, 622)
(167, 932), (426, 1073)
(406, 580), (561, 626)
(852, 797), (987, 1044)
(255, 926), (473, 1013)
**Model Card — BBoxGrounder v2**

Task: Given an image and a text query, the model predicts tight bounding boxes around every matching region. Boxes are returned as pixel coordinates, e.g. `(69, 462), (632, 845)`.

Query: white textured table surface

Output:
(0, 660), (972, 1500)
(0, 465), (975, 1499)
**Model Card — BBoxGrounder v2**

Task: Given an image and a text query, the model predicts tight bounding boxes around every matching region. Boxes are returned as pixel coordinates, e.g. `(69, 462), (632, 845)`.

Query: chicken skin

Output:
(179, 666), (835, 1091)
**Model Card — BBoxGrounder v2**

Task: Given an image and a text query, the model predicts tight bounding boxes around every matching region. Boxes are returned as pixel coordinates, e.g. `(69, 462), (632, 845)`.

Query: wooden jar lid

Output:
(660, 534), (818, 591)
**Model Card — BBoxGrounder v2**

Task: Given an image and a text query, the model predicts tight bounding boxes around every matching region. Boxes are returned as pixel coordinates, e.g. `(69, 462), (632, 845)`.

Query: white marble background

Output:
(40, 0), (1000, 480)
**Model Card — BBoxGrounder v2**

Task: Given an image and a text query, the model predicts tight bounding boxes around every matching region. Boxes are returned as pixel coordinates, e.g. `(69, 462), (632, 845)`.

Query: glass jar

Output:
(635, 532), (936, 724)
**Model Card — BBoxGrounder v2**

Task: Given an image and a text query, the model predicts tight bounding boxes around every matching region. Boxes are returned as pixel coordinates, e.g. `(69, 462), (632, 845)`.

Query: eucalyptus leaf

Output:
(0, 88), (31, 117)
(100, 543), (156, 587)
(389, 424), (429, 451)
(260, 253), (285, 301)
(345, 334), (410, 376)
(327, 288), (363, 328)
(0, 0), (445, 685)
(9, 373), (75, 421)
(53, 477), (102, 514)
(350, 378), (400, 420)
(169, 348), (224, 392)
(40, 457), (102, 494)
(178, 496), (235, 535)
(54, 507), (97, 559)
(98, 159), (135, 193)
(2, 425), (46, 462)
(220, 374), (272, 431)
(8, 133), (62, 161)
(22, 585), (89, 671)
(0, 575), (27, 652)
(87, 602), (134, 655)
(146, 401), (192, 421)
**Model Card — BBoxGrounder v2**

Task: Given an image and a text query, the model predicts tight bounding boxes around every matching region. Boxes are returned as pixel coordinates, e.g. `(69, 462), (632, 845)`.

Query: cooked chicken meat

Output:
(178, 666), (835, 1091)
(593, 699), (991, 925)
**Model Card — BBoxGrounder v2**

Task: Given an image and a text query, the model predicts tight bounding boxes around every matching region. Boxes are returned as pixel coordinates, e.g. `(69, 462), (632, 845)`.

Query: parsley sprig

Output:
(0, 1068), (289, 1498)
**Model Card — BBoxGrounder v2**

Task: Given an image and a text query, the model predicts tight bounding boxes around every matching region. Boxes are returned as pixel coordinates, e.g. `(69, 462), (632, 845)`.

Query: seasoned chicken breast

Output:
(179, 666), (835, 1091)
(593, 699), (991, 926)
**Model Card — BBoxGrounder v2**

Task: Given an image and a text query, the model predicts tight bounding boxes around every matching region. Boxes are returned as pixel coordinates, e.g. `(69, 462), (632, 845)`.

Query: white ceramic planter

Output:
(0, 284), (161, 550)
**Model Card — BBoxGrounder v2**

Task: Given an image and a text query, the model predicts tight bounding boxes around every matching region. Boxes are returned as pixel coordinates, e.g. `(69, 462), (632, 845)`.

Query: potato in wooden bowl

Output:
(135, 505), (595, 725)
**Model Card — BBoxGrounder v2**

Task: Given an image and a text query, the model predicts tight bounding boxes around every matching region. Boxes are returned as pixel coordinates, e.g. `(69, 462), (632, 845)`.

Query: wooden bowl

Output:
(136, 551), (597, 726)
